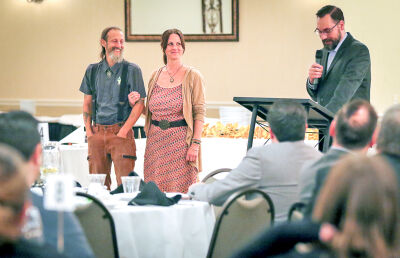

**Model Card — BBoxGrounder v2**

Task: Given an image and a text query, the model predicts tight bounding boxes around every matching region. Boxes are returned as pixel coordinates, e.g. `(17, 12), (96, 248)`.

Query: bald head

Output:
(335, 99), (377, 150)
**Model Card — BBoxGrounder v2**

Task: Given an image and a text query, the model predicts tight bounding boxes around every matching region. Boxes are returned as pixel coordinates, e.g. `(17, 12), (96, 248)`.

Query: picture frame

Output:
(125, 0), (239, 42)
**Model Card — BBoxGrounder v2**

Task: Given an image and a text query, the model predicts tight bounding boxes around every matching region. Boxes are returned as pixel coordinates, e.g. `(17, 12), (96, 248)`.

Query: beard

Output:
(108, 47), (124, 63)
(322, 33), (341, 51)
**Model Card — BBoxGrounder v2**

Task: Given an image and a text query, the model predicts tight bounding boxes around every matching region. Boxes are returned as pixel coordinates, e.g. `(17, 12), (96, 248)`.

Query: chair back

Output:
(201, 168), (232, 217)
(288, 202), (306, 222)
(207, 188), (275, 258)
(202, 168), (232, 184)
(74, 192), (119, 258)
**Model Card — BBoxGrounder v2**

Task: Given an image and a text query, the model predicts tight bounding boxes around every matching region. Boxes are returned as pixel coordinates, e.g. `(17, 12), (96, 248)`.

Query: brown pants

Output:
(87, 123), (136, 189)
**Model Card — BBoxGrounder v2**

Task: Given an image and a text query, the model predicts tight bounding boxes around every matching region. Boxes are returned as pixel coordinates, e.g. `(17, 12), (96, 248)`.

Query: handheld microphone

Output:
(313, 50), (323, 85)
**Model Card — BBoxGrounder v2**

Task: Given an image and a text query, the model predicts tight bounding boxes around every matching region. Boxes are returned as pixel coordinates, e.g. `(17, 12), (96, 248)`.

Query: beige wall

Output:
(0, 0), (398, 117)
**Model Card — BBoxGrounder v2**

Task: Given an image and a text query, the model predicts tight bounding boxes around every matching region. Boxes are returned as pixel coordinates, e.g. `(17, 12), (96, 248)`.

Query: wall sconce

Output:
(27, 0), (44, 3)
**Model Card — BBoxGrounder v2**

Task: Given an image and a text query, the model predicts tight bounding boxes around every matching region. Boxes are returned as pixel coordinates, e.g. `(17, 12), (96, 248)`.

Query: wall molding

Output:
(0, 99), (82, 107)
(0, 99), (239, 109)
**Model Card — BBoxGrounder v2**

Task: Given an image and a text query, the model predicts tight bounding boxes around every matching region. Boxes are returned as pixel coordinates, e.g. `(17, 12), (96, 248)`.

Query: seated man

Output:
(376, 104), (400, 179)
(303, 99), (377, 214)
(189, 100), (322, 222)
(0, 111), (94, 258)
(0, 144), (66, 257)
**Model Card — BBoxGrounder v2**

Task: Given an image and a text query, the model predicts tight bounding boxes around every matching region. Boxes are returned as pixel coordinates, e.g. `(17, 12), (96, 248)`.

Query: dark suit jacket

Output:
(232, 221), (324, 258)
(305, 148), (349, 216)
(0, 239), (68, 258)
(379, 152), (400, 186)
(307, 33), (371, 114)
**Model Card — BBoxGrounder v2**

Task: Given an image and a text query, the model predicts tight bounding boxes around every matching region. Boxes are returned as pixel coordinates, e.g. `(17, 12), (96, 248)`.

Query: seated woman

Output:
(0, 144), (66, 258)
(233, 154), (400, 257)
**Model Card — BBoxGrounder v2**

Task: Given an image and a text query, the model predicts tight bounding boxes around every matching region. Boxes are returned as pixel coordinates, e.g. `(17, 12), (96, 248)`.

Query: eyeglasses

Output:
(314, 21), (340, 36)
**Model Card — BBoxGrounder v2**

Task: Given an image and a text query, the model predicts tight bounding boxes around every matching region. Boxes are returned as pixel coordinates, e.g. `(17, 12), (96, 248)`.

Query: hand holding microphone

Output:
(308, 50), (323, 85)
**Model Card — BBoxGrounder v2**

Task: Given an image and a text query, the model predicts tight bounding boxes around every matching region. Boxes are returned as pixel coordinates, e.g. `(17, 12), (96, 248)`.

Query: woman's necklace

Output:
(166, 64), (183, 83)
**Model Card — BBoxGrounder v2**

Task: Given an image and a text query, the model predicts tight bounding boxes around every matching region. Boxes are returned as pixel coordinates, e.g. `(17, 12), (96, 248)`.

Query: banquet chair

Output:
(288, 202), (306, 222)
(74, 192), (119, 258)
(201, 168), (232, 217)
(206, 188), (275, 258)
(201, 168), (232, 184)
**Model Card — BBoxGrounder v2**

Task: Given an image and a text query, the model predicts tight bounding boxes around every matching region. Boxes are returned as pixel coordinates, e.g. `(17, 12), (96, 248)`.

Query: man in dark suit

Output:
(307, 5), (371, 114)
(300, 100), (377, 214)
(376, 104), (400, 178)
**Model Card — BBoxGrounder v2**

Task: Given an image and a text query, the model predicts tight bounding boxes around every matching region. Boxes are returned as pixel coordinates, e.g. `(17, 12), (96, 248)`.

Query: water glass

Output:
(121, 176), (141, 193)
(41, 141), (60, 181)
(88, 174), (106, 186)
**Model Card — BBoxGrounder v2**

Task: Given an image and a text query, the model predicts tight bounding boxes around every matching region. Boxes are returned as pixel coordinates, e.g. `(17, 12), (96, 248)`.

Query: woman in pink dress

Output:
(129, 29), (205, 193)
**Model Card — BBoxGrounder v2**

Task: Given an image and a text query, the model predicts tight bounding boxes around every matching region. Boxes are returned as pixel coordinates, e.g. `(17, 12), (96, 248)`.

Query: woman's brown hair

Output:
(313, 154), (400, 257)
(160, 29), (185, 65)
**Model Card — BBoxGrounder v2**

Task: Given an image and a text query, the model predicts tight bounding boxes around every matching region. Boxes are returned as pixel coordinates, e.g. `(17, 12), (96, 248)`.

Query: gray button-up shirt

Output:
(80, 59), (146, 125)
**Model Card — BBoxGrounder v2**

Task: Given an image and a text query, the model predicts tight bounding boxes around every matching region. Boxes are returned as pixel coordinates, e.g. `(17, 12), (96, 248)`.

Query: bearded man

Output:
(80, 27), (146, 189)
(306, 5), (371, 114)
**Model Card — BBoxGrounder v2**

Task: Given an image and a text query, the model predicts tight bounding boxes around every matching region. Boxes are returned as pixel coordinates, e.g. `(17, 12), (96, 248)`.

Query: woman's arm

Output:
(186, 120), (204, 162)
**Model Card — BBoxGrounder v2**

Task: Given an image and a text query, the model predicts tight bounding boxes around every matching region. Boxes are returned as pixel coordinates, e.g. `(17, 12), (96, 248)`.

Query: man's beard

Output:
(108, 47), (123, 63)
(322, 34), (341, 50)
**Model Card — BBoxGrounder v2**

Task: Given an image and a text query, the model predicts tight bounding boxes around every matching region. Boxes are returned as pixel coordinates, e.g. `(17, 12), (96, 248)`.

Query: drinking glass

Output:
(121, 176), (141, 193)
(41, 141), (61, 182)
(87, 174), (107, 196)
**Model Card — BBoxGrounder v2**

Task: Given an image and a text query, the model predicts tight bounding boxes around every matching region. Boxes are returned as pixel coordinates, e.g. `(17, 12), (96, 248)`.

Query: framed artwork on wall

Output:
(125, 0), (239, 41)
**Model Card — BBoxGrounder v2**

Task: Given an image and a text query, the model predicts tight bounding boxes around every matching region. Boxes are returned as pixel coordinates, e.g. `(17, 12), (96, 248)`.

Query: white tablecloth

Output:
(59, 140), (146, 189)
(59, 138), (319, 188)
(108, 200), (215, 258)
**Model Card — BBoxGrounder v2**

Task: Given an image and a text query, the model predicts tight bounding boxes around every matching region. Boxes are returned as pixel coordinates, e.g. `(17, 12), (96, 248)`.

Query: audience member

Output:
(189, 100), (322, 222)
(233, 155), (400, 257)
(0, 111), (94, 258)
(0, 144), (67, 257)
(376, 104), (400, 177)
(300, 99), (377, 212)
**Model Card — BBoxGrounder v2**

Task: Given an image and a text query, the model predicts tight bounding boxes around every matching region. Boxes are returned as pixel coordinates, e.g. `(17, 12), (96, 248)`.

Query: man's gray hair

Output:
(377, 104), (400, 156)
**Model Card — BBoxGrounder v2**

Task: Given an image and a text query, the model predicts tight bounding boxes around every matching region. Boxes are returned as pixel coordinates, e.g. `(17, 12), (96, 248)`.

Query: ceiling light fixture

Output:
(27, 0), (44, 3)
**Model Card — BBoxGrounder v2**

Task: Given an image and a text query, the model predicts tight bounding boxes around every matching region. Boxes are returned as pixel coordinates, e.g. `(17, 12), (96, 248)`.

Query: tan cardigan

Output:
(144, 66), (206, 171)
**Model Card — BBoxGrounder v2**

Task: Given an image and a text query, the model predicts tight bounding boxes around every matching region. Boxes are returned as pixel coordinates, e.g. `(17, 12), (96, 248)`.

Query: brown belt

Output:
(93, 122), (124, 132)
(151, 119), (187, 130)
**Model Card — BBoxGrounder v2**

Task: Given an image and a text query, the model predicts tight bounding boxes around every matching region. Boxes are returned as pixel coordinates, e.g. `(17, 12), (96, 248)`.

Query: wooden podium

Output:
(233, 97), (334, 152)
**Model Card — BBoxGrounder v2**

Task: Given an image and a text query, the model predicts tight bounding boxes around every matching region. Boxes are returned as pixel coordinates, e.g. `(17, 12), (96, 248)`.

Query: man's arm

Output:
(83, 94), (93, 137)
(306, 63), (324, 101)
(117, 99), (144, 138)
(306, 79), (318, 101)
(118, 64), (146, 138)
(189, 147), (263, 205)
(325, 44), (370, 113)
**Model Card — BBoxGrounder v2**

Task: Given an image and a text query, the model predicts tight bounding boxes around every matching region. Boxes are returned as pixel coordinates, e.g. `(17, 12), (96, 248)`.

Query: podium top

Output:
(233, 97), (334, 124)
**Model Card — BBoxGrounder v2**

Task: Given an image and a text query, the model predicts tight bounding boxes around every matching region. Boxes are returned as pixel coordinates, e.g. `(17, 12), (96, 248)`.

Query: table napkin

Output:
(128, 182), (181, 206)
